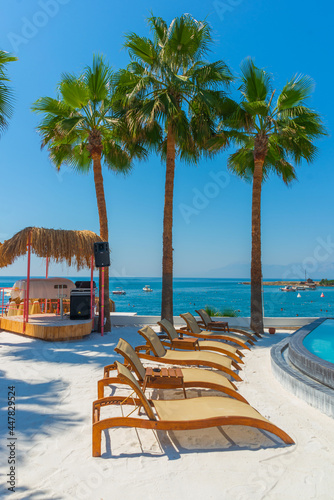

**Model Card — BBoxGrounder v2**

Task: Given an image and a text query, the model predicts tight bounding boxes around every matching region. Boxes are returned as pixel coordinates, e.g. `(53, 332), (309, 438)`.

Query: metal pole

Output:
(101, 267), (104, 337)
(24, 232), (32, 332)
(1, 288), (4, 317)
(45, 256), (49, 314)
(90, 255), (94, 329)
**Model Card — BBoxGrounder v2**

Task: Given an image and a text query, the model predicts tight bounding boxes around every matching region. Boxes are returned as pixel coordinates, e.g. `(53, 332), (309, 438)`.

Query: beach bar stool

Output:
(30, 300), (41, 315)
(7, 301), (18, 317)
(17, 302), (25, 315)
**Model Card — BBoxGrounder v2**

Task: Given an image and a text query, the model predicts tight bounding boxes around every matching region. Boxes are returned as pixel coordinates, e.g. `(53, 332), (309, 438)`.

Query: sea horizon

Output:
(1, 276), (333, 318)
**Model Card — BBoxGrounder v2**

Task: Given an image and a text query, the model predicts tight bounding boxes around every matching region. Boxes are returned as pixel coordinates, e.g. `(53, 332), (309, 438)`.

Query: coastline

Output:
(241, 280), (331, 287)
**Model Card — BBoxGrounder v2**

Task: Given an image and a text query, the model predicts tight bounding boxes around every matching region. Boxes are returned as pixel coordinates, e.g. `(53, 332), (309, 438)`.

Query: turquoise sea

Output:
(1, 276), (334, 318)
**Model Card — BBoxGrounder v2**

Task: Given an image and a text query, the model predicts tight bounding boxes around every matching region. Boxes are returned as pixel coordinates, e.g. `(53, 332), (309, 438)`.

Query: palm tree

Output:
(32, 55), (146, 332)
(210, 58), (326, 333)
(0, 50), (18, 135)
(117, 14), (233, 323)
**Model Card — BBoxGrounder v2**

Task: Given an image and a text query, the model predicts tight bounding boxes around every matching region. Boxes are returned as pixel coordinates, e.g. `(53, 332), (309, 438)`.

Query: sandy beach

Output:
(1, 326), (334, 500)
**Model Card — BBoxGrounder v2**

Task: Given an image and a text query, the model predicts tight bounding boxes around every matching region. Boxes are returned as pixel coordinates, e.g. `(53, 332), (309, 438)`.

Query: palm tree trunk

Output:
(92, 154), (111, 332)
(250, 158), (264, 334)
(161, 124), (176, 324)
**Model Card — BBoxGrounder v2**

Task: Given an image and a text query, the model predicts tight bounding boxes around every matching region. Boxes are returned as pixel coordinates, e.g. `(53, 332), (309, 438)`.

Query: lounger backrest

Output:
(115, 338), (146, 381)
(180, 312), (201, 334)
(157, 319), (178, 340)
(138, 325), (167, 357)
(116, 362), (156, 421)
(196, 309), (211, 327)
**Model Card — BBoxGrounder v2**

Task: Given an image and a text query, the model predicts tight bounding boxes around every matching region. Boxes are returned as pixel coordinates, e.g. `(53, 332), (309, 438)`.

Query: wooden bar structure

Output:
(0, 314), (92, 341)
(0, 226), (104, 341)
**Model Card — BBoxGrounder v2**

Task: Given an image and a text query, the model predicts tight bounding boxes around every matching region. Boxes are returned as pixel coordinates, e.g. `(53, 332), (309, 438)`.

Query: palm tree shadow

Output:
(0, 375), (82, 461)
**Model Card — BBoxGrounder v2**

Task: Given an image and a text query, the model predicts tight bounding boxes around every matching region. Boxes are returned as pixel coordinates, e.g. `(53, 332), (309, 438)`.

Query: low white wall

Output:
(106, 313), (316, 329)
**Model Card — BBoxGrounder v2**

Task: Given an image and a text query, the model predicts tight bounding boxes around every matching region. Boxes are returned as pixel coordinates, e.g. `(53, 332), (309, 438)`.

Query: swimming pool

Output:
(271, 318), (334, 418)
(288, 318), (334, 390)
(303, 318), (334, 364)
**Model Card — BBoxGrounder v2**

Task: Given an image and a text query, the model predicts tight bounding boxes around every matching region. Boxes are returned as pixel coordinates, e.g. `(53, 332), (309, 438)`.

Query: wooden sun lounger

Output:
(179, 313), (256, 349)
(157, 318), (244, 364)
(196, 309), (262, 339)
(137, 326), (242, 381)
(99, 338), (248, 403)
(92, 362), (295, 457)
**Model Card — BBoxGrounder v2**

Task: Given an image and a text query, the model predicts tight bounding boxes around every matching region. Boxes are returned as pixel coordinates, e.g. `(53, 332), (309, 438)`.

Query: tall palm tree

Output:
(117, 14), (233, 323)
(0, 50), (18, 135)
(210, 58), (326, 333)
(32, 55), (146, 332)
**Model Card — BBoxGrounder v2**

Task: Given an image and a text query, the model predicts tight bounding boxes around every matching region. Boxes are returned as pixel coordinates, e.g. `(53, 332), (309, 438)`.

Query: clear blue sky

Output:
(0, 0), (333, 279)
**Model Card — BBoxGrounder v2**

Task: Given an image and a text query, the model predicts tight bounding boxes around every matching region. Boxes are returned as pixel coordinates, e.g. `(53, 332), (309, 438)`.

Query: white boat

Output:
(143, 285), (153, 292)
(112, 287), (126, 295)
(280, 285), (296, 292)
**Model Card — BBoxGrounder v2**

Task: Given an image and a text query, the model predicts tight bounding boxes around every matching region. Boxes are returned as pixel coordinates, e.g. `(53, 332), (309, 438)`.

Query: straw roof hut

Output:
(0, 227), (103, 270)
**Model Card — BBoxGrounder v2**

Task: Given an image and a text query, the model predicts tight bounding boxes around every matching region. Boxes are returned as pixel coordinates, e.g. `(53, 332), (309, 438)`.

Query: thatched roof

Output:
(0, 227), (103, 270)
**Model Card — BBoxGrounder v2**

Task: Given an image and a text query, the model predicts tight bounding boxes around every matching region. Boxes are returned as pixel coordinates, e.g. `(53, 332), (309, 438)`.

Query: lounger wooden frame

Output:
(99, 339), (248, 403)
(137, 326), (242, 381)
(196, 309), (262, 339)
(157, 318), (244, 364)
(92, 362), (295, 457)
(179, 313), (256, 349)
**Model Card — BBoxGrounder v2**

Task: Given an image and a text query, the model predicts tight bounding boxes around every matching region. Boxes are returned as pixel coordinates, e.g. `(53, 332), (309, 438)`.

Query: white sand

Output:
(0, 327), (334, 500)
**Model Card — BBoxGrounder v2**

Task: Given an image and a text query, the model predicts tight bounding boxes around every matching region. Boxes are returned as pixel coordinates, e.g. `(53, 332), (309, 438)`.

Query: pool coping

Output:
(271, 320), (334, 419)
(288, 317), (334, 390)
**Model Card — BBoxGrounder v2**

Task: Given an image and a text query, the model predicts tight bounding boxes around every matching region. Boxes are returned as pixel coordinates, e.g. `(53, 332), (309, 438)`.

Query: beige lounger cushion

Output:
(181, 368), (235, 390)
(153, 396), (267, 423)
(140, 325), (167, 357)
(162, 349), (232, 369)
(200, 330), (250, 345)
(196, 309), (212, 326)
(196, 340), (237, 355)
(181, 312), (202, 333)
(116, 338), (146, 380)
(159, 318), (238, 355)
(158, 318), (179, 340)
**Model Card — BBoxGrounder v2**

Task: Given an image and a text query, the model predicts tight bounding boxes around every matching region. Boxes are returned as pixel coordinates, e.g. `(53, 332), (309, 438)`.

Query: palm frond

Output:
(125, 33), (158, 66)
(239, 57), (271, 102)
(59, 74), (90, 109)
(84, 54), (113, 102)
(277, 74), (314, 110)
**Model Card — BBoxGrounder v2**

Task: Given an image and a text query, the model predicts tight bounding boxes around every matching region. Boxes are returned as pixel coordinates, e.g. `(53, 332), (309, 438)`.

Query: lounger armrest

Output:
(206, 325), (229, 331)
(103, 362), (117, 378)
(97, 376), (121, 399)
(135, 344), (152, 355)
(175, 328), (195, 338)
(157, 334), (169, 340)
(93, 395), (148, 422)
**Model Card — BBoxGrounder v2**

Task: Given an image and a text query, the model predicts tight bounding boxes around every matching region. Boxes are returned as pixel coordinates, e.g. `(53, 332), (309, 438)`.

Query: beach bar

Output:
(0, 226), (102, 341)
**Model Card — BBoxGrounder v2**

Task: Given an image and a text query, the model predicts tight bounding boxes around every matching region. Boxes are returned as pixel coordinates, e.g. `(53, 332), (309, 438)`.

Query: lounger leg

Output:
(92, 426), (102, 457)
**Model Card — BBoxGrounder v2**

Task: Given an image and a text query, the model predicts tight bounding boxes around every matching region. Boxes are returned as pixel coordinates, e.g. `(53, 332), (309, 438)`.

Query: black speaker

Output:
(70, 293), (91, 320)
(75, 281), (96, 289)
(93, 242), (110, 268)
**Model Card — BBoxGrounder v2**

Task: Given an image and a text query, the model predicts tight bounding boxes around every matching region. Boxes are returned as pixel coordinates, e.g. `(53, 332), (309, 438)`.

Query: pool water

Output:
(303, 319), (334, 364)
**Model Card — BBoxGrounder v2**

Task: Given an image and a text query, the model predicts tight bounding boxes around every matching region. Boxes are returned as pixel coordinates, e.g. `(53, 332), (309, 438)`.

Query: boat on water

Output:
(112, 287), (126, 295)
(143, 285), (153, 292)
(280, 285), (296, 292)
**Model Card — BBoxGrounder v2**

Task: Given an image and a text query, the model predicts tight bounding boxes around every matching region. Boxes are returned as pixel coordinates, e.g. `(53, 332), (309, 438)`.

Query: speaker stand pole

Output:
(101, 267), (104, 336)
(90, 255), (94, 331)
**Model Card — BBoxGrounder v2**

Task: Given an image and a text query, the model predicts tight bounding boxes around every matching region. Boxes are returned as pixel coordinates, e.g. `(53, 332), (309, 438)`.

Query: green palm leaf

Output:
(0, 50), (17, 135)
